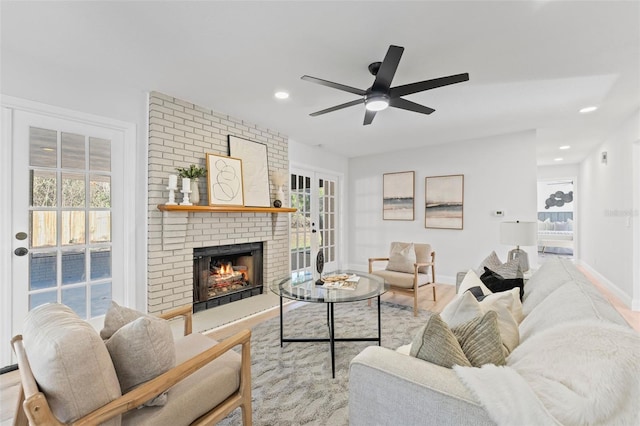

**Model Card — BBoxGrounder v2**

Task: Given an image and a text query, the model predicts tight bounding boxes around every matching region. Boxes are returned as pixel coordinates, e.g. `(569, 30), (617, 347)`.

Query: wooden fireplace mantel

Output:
(157, 204), (297, 213)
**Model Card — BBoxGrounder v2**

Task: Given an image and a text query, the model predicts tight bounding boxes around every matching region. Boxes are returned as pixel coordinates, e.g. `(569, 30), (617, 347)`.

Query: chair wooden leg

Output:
(413, 293), (418, 317)
(432, 284), (437, 301)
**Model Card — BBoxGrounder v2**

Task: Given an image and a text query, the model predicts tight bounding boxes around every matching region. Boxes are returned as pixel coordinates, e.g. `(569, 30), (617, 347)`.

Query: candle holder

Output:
(166, 185), (178, 205)
(180, 189), (192, 206)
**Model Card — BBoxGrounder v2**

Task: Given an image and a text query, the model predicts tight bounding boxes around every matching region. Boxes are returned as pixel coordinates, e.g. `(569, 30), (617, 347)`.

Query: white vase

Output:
(190, 179), (200, 205)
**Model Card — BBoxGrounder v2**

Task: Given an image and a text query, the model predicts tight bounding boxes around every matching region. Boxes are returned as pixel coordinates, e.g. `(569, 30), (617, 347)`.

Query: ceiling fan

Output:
(301, 45), (469, 125)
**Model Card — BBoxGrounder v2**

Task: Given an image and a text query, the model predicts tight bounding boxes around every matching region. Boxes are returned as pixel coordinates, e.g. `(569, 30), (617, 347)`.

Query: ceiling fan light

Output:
(365, 94), (390, 111)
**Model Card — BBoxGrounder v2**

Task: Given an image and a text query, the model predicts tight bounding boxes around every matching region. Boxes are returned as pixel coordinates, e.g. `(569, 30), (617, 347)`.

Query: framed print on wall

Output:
(228, 135), (271, 207)
(206, 153), (244, 206)
(425, 174), (464, 229)
(383, 171), (415, 220)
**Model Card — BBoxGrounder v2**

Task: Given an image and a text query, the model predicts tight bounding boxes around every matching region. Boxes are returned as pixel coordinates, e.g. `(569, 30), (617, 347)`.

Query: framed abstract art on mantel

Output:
(228, 135), (271, 207)
(425, 174), (464, 229)
(206, 153), (244, 206)
(383, 171), (415, 220)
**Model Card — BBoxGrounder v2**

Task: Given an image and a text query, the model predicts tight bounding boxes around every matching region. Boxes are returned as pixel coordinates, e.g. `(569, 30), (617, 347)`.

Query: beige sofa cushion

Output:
(22, 303), (121, 425)
(105, 316), (176, 401)
(370, 269), (431, 289)
(122, 333), (242, 426)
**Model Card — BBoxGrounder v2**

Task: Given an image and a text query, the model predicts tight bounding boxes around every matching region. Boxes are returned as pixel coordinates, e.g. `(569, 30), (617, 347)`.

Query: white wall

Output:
(347, 130), (538, 283)
(579, 109), (640, 309)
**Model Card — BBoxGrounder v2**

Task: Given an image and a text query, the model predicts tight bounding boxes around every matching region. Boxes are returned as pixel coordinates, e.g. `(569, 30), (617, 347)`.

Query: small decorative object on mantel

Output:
(180, 177), (192, 206)
(271, 171), (288, 207)
(176, 164), (207, 205)
(166, 174), (178, 205)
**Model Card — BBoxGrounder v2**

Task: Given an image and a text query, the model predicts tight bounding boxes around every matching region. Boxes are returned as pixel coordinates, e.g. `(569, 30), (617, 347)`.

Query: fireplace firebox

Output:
(193, 242), (263, 312)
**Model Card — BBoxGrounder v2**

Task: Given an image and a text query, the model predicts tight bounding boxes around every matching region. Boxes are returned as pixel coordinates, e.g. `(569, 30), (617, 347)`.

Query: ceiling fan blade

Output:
(390, 73), (469, 98)
(309, 99), (364, 117)
(389, 98), (435, 115)
(372, 45), (404, 92)
(363, 109), (377, 125)
(301, 75), (366, 96)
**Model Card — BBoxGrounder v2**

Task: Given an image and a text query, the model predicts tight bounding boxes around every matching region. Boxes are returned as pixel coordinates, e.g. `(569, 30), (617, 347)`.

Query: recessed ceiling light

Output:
(274, 91), (289, 100)
(554, 157), (563, 162)
(559, 145), (571, 150)
(579, 106), (598, 114)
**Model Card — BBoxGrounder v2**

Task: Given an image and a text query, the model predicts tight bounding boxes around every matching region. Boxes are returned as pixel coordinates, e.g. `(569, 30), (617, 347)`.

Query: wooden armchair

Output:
(11, 304), (252, 426)
(369, 242), (436, 316)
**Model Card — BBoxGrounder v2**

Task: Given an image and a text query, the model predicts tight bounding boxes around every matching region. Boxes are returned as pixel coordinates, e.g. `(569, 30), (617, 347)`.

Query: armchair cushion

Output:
(385, 242), (416, 274)
(370, 269), (431, 289)
(121, 333), (242, 426)
(105, 316), (176, 405)
(22, 303), (122, 425)
(101, 301), (145, 340)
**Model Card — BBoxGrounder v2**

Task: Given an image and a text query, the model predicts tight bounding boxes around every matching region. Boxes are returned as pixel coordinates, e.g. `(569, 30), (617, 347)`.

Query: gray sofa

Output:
(349, 258), (638, 425)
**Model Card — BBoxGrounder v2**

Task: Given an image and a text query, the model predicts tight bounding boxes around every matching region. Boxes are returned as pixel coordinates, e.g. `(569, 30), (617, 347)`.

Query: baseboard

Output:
(577, 260), (634, 309)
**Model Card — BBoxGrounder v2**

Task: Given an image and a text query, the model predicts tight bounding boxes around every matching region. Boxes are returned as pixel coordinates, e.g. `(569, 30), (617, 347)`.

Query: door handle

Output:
(14, 247), (29, 256)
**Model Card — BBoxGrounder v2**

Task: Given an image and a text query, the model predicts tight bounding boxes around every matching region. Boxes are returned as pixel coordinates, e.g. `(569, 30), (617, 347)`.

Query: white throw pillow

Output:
(458, 269), (491, 296)
(441, 291), (483, 328)
(481, 287), (524, 323)
(444, 288), (520, 355)
(385, 242), (416, 274)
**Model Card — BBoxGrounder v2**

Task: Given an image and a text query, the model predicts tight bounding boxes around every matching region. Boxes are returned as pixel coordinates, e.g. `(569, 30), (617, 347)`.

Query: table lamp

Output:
(500, 221), (537, 272)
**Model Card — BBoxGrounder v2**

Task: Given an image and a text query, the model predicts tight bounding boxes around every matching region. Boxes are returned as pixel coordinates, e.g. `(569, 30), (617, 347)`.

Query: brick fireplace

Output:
(146, 92), (290, 314)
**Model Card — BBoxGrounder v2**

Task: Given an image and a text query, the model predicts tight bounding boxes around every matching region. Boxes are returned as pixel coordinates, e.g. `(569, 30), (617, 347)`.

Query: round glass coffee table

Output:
(270, 270), (388, 378)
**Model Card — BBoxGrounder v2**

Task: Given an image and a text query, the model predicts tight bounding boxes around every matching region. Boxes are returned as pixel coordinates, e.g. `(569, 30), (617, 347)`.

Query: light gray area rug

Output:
(219, 300), (428, 425)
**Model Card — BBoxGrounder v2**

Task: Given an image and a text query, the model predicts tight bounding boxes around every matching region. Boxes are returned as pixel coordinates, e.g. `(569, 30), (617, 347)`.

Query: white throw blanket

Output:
(455, 320), (640, 426)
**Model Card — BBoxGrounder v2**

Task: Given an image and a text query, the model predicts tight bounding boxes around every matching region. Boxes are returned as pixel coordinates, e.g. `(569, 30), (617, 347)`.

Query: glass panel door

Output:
(27, 127), (113, 318)
(290, 170), (340, 277)
(11, 109), (125, 339)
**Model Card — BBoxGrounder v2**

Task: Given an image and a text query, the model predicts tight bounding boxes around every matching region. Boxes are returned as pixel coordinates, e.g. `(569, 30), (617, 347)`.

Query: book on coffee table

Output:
(322, 274), (360, 290)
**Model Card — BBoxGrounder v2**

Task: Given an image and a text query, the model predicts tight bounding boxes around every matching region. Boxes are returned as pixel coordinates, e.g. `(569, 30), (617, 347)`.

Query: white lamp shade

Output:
(500, 221), (537, 246)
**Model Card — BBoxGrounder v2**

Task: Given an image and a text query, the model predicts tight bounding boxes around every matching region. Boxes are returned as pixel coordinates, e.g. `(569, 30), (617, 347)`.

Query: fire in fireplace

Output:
(193, 242), (263, 312)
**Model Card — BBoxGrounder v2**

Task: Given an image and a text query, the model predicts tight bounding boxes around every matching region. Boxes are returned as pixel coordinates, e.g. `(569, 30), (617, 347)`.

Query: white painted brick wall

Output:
(148, 91), (290, 314)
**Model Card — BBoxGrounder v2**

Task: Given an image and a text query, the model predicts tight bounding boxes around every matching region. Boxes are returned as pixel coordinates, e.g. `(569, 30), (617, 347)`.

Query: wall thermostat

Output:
(493, 210), (505, 217)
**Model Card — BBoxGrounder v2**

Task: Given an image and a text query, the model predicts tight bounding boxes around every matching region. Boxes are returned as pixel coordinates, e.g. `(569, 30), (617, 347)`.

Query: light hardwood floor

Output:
(2, 280), (638, 424)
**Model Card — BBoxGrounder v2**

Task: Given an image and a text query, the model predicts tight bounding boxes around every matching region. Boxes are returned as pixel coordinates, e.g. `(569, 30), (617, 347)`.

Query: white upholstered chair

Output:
(368, 242), (436, 316)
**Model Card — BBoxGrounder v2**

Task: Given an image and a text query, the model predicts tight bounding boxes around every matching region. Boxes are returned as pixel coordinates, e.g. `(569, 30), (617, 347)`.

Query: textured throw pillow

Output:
(385, 242), (417, 274)
(105, 316), (176, 406)
(480, 267), (524, 300)
(458, 269), (491, 296)
(492, 258), (523, 280)
(451, 311), (506, 367)
(101, 301), (145, 340)
(22, 304), (121, 425)
(477, 251), (503, 276)
(409, 313), (471, 368)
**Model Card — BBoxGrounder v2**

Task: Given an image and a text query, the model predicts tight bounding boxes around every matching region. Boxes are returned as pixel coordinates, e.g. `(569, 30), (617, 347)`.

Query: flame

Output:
(220, 263), (232, 275)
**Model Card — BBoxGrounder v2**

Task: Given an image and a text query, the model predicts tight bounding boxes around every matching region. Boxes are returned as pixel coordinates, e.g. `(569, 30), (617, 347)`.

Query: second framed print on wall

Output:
(425, 174), (464, 229)
(383, 171), (415, 220)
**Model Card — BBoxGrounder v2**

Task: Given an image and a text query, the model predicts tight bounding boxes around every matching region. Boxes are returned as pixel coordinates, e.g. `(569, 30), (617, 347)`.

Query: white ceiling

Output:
(2, 1), (639, 165)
